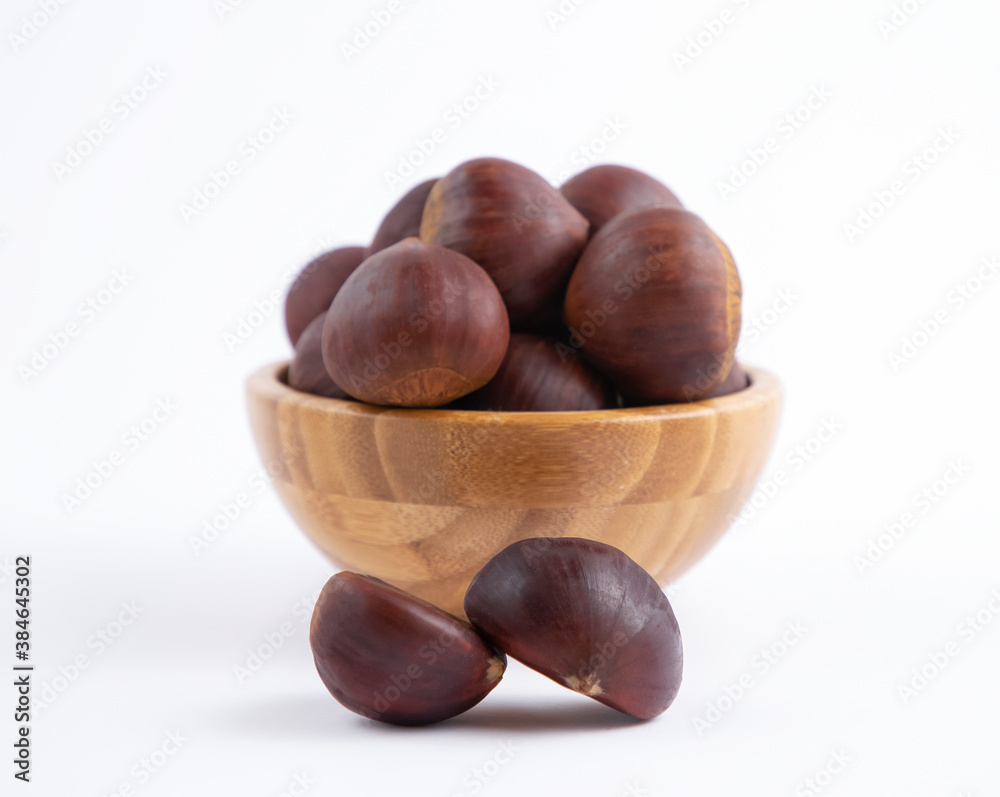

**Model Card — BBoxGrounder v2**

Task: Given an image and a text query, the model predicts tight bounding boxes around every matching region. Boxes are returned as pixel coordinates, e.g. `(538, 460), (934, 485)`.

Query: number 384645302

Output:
(15, 556), (30, 648)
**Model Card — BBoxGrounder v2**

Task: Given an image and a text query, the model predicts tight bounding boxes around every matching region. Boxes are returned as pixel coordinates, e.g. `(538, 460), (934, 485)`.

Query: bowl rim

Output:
(247, 361), (781, 424)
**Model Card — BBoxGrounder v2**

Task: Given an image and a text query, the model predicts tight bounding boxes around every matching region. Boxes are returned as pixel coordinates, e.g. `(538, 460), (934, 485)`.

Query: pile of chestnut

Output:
(310, 537), (683, 725)
(284, 158), (747, 410)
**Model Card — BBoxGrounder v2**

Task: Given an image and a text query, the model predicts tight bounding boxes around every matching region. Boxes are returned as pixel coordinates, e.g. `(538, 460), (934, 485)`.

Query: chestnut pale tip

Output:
(464, 537), (683, 720)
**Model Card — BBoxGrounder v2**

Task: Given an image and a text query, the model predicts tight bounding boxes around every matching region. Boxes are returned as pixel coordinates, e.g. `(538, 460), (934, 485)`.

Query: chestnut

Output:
(708, 361), (748, 398)
(322, 238), (510, 407)
(310, 572), (506, 725)
(420, 157), (589, 330)
(624, 363), (749, 406)
(367, 178), (438, 256)
(285, 246), (366, 345)
(287, 314), (348, 399)
(564, 206), (742, 403)
(560, 164), (682, 235)
(464, 538), (683, 720)
(456, 333), (616, 412)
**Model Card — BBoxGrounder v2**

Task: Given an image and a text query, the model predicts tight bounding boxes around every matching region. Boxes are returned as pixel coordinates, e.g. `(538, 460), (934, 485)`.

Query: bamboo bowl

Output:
(246, 362), (782, 615)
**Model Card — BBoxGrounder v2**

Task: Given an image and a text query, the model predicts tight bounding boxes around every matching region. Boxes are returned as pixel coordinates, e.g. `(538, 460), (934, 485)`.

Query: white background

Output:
(2, 0), (999, 794)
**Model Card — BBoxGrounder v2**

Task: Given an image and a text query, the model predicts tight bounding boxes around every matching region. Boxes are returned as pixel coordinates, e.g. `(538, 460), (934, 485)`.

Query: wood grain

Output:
(246, 362), (782, 614)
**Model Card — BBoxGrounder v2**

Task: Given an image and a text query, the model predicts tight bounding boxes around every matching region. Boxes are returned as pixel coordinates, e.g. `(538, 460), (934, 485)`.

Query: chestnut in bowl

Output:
(709, 361), (749, 398)
(322, 238), (509, 408)
(564, 206), (742, 403)
(284, 246), (366, 346)
(367, 179), (438, 257)
(287, 314), (348, 400)
(560, 164), (682, 235)
(420, 157), (589, 330)
(455, 333), (615, 412)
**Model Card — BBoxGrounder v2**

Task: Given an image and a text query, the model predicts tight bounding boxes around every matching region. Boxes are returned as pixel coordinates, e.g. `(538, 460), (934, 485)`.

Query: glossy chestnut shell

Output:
(310, 572), (506, 726)
(560, 164), (682, 234)
(420, 157), (589, 330)
(323, 238), (510, 407)
(368, 179), (438, 256)
(285, 246), (367, 346)
(464, 538), (683, 720)
(564, 206), (742, 403)
(287, 314), (348, 399)
(456, 333), (615, 412)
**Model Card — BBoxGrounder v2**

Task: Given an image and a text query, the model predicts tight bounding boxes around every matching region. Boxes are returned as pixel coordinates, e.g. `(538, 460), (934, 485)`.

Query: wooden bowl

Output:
(246, 362), (782, 615)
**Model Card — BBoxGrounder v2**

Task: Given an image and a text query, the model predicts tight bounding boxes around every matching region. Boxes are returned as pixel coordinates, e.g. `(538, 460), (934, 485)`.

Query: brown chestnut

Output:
(464, 538), (683, 720)
(287, 314), (348, 399)
(560, 164), (682, 235)
(564, 206), (742, 403)
(625, 363), (749, 406)
(322, 238), (510, 407)
(456, 333), (616, 412)
(368, 179), (438, 256)
(310, 572), (506, 725)
(285, 246), (366, 345)
(708, 361), (748, 398)
(420, 157), (589, 330)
